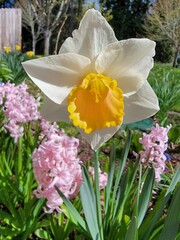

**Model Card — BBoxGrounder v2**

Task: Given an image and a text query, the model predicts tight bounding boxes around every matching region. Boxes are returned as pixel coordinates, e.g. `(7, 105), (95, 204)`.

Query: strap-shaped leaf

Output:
(55, 186), (88, 234)
(138, 168), (155, 227)
(94, 150), (104, 239)
(125, 217), (138, 240)
(139, 166), (180, 240)
(159, 185), (180, 240)
(80, 167), (100, 240)
(105, 143), (116, 213)
(112, 130), (132, 206)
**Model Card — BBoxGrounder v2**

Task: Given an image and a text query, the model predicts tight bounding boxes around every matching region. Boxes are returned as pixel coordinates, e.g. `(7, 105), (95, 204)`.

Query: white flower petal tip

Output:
(79, 125), (122, 151)
(59, 9), (117, 60)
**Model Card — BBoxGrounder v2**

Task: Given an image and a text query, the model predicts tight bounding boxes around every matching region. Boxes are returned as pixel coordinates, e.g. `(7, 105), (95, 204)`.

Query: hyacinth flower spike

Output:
(23, 9), (159, 150)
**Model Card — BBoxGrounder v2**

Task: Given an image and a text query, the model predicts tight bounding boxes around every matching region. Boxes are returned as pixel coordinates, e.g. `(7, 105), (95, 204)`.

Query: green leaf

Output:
(94, 150), (104, 240)
(112, 130), (132, 205)
(0, 60), (14, 82)
(0, 225), (20, 238)
(0, 209), (19, 228)
(125, 217), (138, 240)
(113, 160), (139, 221)
(105, 143), (116, 213)
(55, 186), (88, 234)
(138, 168), (155, 227)
(139, 166), (180, 240)
(126, 118), (153, 130)
(80, 167), (100, 240)
(168, 127), (180, 144)
(159, 185), (180, 240)
(35, 229), (52, 240)
(32, 198), (45, 218)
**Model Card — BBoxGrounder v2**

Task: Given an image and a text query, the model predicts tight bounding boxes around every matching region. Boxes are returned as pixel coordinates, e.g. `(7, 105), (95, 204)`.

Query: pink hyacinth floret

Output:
(32, 120), (82, 213)
(0, 82), (40, 142)
(89, 166), (108, 189)
(139, 123), (171, 182)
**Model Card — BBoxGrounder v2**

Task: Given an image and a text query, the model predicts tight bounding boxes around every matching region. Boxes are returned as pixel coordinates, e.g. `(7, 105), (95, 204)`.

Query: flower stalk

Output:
(94, 149), (104, 240)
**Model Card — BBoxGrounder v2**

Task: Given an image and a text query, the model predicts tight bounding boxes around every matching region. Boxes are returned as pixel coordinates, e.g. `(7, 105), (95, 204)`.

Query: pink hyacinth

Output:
(139, 123), (171, 182)
(0, 82), (40, 142)
(89, 166), (108, 189)
(32, 120), (82, 213)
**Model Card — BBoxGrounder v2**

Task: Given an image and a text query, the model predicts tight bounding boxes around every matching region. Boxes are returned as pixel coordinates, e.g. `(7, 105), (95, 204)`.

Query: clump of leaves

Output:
(0, 51), (36, 84)
(0, 61), (14, 82)
(149, 69), (180, 123)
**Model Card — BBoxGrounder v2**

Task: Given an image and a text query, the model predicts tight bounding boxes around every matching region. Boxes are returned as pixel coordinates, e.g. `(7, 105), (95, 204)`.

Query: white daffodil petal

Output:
(79, 125), (121, 151)
(123, 81), (159, 124)
(59, 9), (117, 61)
(95, 38), (155, 95)
(22, 53), (91, 104)
(40, 95), (69, 122)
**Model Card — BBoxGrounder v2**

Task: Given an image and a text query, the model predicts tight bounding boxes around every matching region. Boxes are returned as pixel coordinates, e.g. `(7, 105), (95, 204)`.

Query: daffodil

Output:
(15, 45), (21, 51)
(23, 9), (159, 150)
(26, 51), (35, 57)
(3, 46), (11, 53)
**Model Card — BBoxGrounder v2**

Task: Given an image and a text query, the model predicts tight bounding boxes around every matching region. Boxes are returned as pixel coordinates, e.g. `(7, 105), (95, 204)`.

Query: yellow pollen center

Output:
(68, 73), (124, 134)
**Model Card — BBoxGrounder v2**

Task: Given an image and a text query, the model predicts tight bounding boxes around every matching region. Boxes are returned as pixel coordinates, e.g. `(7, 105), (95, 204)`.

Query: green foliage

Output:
(148, 63), (180, 123)
(0, 61), (14, 82)
(0, 61), (179, 239)
(0, 51), (35, 84)
(100, 0), (150, 40)
(168, 127), (180, 144)
(58, 121), (79, 137)
(0, 127), (45, 239)
(155, 40), (174, 63)
(127, 118), (154, 130)
(0, 119), (78, 240)
(59, 134), (180, 239)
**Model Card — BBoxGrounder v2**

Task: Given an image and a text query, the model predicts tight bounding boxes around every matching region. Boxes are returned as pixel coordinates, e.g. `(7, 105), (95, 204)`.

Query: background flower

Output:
(89, 165), (108, 189)
(26, 51), (35, 57)
(15, 45), (21, 51)
(139, 123), (172, 181)
(0, 82), (40, 142)
(3, 46), (11, 53)
(32, 120), (82, 213)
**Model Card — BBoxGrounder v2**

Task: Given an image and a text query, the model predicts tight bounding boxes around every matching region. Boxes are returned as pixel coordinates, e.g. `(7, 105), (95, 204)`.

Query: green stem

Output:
(17, 137), (23, 176)
(94, 150), (104, 240)
(133, 162), (142, 219)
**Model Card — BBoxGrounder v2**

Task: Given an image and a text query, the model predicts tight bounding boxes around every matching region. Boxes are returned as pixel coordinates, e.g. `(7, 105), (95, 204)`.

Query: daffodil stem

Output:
(94, 149), (104, 240)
